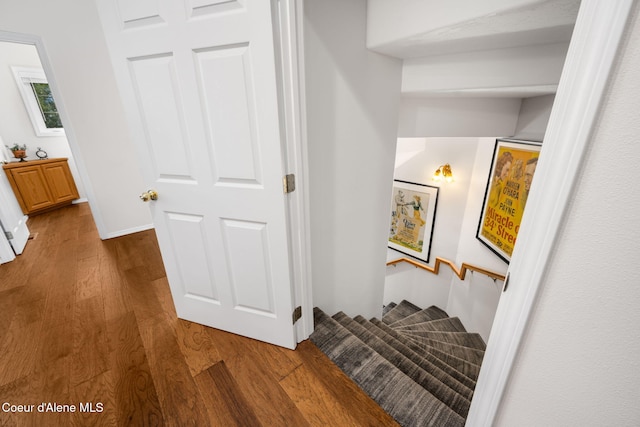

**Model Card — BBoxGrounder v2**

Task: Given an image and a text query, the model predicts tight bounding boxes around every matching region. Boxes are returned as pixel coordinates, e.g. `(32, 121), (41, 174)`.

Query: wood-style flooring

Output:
(0, 203), (398, 426)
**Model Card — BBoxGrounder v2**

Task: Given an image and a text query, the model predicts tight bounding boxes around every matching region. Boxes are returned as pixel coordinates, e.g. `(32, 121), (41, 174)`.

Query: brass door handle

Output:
(140, 189), (158, 202)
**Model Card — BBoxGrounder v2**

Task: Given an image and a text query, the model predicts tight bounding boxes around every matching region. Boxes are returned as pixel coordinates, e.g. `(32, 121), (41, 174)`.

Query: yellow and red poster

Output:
(477, 139), (541, 263)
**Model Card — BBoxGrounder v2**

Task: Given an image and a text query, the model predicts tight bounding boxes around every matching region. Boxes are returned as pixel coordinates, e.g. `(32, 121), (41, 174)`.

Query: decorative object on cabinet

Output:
(476, 138), (542, 263)
(36, 147), (48, 159)
(2, 158), (79, 215)
(388, 179), (439, 263)
(6, 143), (28, 162)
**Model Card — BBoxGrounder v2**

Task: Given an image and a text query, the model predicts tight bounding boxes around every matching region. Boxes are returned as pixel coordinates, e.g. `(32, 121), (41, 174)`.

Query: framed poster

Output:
(477, 139), (542, 263)
(389, 180), (439, 263)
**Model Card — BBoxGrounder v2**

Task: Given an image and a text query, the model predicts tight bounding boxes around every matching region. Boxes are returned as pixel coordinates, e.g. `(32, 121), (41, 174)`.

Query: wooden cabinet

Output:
(3, 158), (79, 215)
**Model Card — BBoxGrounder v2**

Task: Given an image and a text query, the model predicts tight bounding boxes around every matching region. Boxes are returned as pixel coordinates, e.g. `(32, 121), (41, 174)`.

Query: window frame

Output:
(11, 66), (65, 137)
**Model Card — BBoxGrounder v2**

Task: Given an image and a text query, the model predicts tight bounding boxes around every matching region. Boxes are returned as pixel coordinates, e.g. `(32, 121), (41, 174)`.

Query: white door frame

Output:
(274, 0), (314, 341)
(466, 1), (634, 425)
(0, 30), (107, 239)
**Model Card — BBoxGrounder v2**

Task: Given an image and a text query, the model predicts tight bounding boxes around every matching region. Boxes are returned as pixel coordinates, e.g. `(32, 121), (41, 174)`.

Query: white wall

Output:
(398, 97), (521, 137)
(441, 97), (556, 342)
(513, 94), (555, 141)
(384, 137), (508, 341)
(0, 0), (152, 238)
(0, 41), (87, 200)
(391, 138), (483, 261)
(401, 43), (569, 96)
(447, 138), (509, 340)
(304, 0), (403, 319)
(366, 0), (553, 52)
(390, 103), (554, 340)
(393, 93), (555, 342)
(496, 4), (640, 424)
(385, 137), (483, 310)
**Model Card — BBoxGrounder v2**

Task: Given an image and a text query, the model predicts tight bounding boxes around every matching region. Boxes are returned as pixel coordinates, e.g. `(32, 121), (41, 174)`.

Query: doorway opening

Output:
(0, 35), (94, 261)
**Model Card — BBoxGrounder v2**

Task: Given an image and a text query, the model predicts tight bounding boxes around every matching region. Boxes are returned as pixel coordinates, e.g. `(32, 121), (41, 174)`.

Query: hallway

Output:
(0, 204), (397, 426)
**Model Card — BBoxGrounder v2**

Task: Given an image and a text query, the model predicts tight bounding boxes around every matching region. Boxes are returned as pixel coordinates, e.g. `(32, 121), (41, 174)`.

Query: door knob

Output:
(140, 189), (158, 202)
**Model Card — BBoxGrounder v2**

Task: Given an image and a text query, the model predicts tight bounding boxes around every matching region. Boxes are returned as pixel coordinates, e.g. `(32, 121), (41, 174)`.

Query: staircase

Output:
(310, 300), (485, 427)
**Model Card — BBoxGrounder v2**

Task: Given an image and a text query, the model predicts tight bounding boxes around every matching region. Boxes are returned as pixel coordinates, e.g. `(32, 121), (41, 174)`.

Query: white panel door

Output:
(0, 169), (29, 257)
(96, 0), (297, 348)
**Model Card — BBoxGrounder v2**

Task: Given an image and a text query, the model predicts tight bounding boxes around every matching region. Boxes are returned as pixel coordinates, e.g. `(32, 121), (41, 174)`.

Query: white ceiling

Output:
(369, 0), (580, 59)
(367, 0), (581, 98)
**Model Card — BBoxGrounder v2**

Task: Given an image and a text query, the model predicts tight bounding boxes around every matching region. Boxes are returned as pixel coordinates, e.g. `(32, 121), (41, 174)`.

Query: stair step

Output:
(310, 301), (488, 425)
(400, 331), (486, 351)
(370, 318), (481, 381)
(389, 306), (450, 328)
(311, 308), (466, 427)
(353, 315), (476, 399)
(332, 312), (471, 418)
(396, 334), (485, 366)
(382, 302), (397, 316)
(382, 300), (422, 325)
(394, 317), (468, 333)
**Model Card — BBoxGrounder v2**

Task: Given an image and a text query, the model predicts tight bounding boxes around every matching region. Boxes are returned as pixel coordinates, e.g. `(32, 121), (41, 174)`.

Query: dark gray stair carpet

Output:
(395, 317), (468, 333)
(389, 305), (450, 328)
(382, 302), (397, 316)
(400, 330), (487, 351)
(311, 308), (465, 427)
(332, 312), (471, 418)
(370, 318), (481, 381)
(352, 315), (476, 398)
(397, 335), (485, 367)
(382, 300), (422, 325)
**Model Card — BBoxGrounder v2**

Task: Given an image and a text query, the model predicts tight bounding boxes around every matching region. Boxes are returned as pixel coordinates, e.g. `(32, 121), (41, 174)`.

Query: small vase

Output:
(12, 150), (27, 162)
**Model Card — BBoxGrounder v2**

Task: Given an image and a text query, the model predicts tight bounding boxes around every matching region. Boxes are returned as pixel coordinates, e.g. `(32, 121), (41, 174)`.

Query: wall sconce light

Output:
(433, 164), (454, 183)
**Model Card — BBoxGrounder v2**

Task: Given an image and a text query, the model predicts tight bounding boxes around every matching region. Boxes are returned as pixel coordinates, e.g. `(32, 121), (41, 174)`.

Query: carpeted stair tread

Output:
(382, 300), (422, 325)
(311, 308), (465, 427)
(370, 318), (481, 382)
(332, 312), (471, 418)
(389, 306), (450, 328)
(400, 330), (486, 351)
(395, 334), (485, 366)
(382, 302), (397, 316)
(394, 317), (468, 333)
(353, 315), (476, 398)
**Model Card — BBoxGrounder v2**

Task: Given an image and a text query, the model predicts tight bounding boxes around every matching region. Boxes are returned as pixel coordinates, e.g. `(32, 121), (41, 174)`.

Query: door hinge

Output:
(4, 231), (13, 240)
(283, 174), (296, 194)
(292, 306), (302, 324)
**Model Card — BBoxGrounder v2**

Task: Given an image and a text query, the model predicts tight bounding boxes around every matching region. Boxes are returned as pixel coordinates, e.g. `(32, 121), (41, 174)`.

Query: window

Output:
(12, 67), (64, 137)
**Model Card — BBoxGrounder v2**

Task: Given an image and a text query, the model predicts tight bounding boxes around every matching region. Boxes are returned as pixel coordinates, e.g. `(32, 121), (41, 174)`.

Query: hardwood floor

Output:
(0, 203), (399, 427)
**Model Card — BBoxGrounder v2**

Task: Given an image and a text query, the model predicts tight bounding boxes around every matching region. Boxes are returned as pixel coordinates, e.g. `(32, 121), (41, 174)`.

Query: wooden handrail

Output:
(387, 257), (506, 282)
